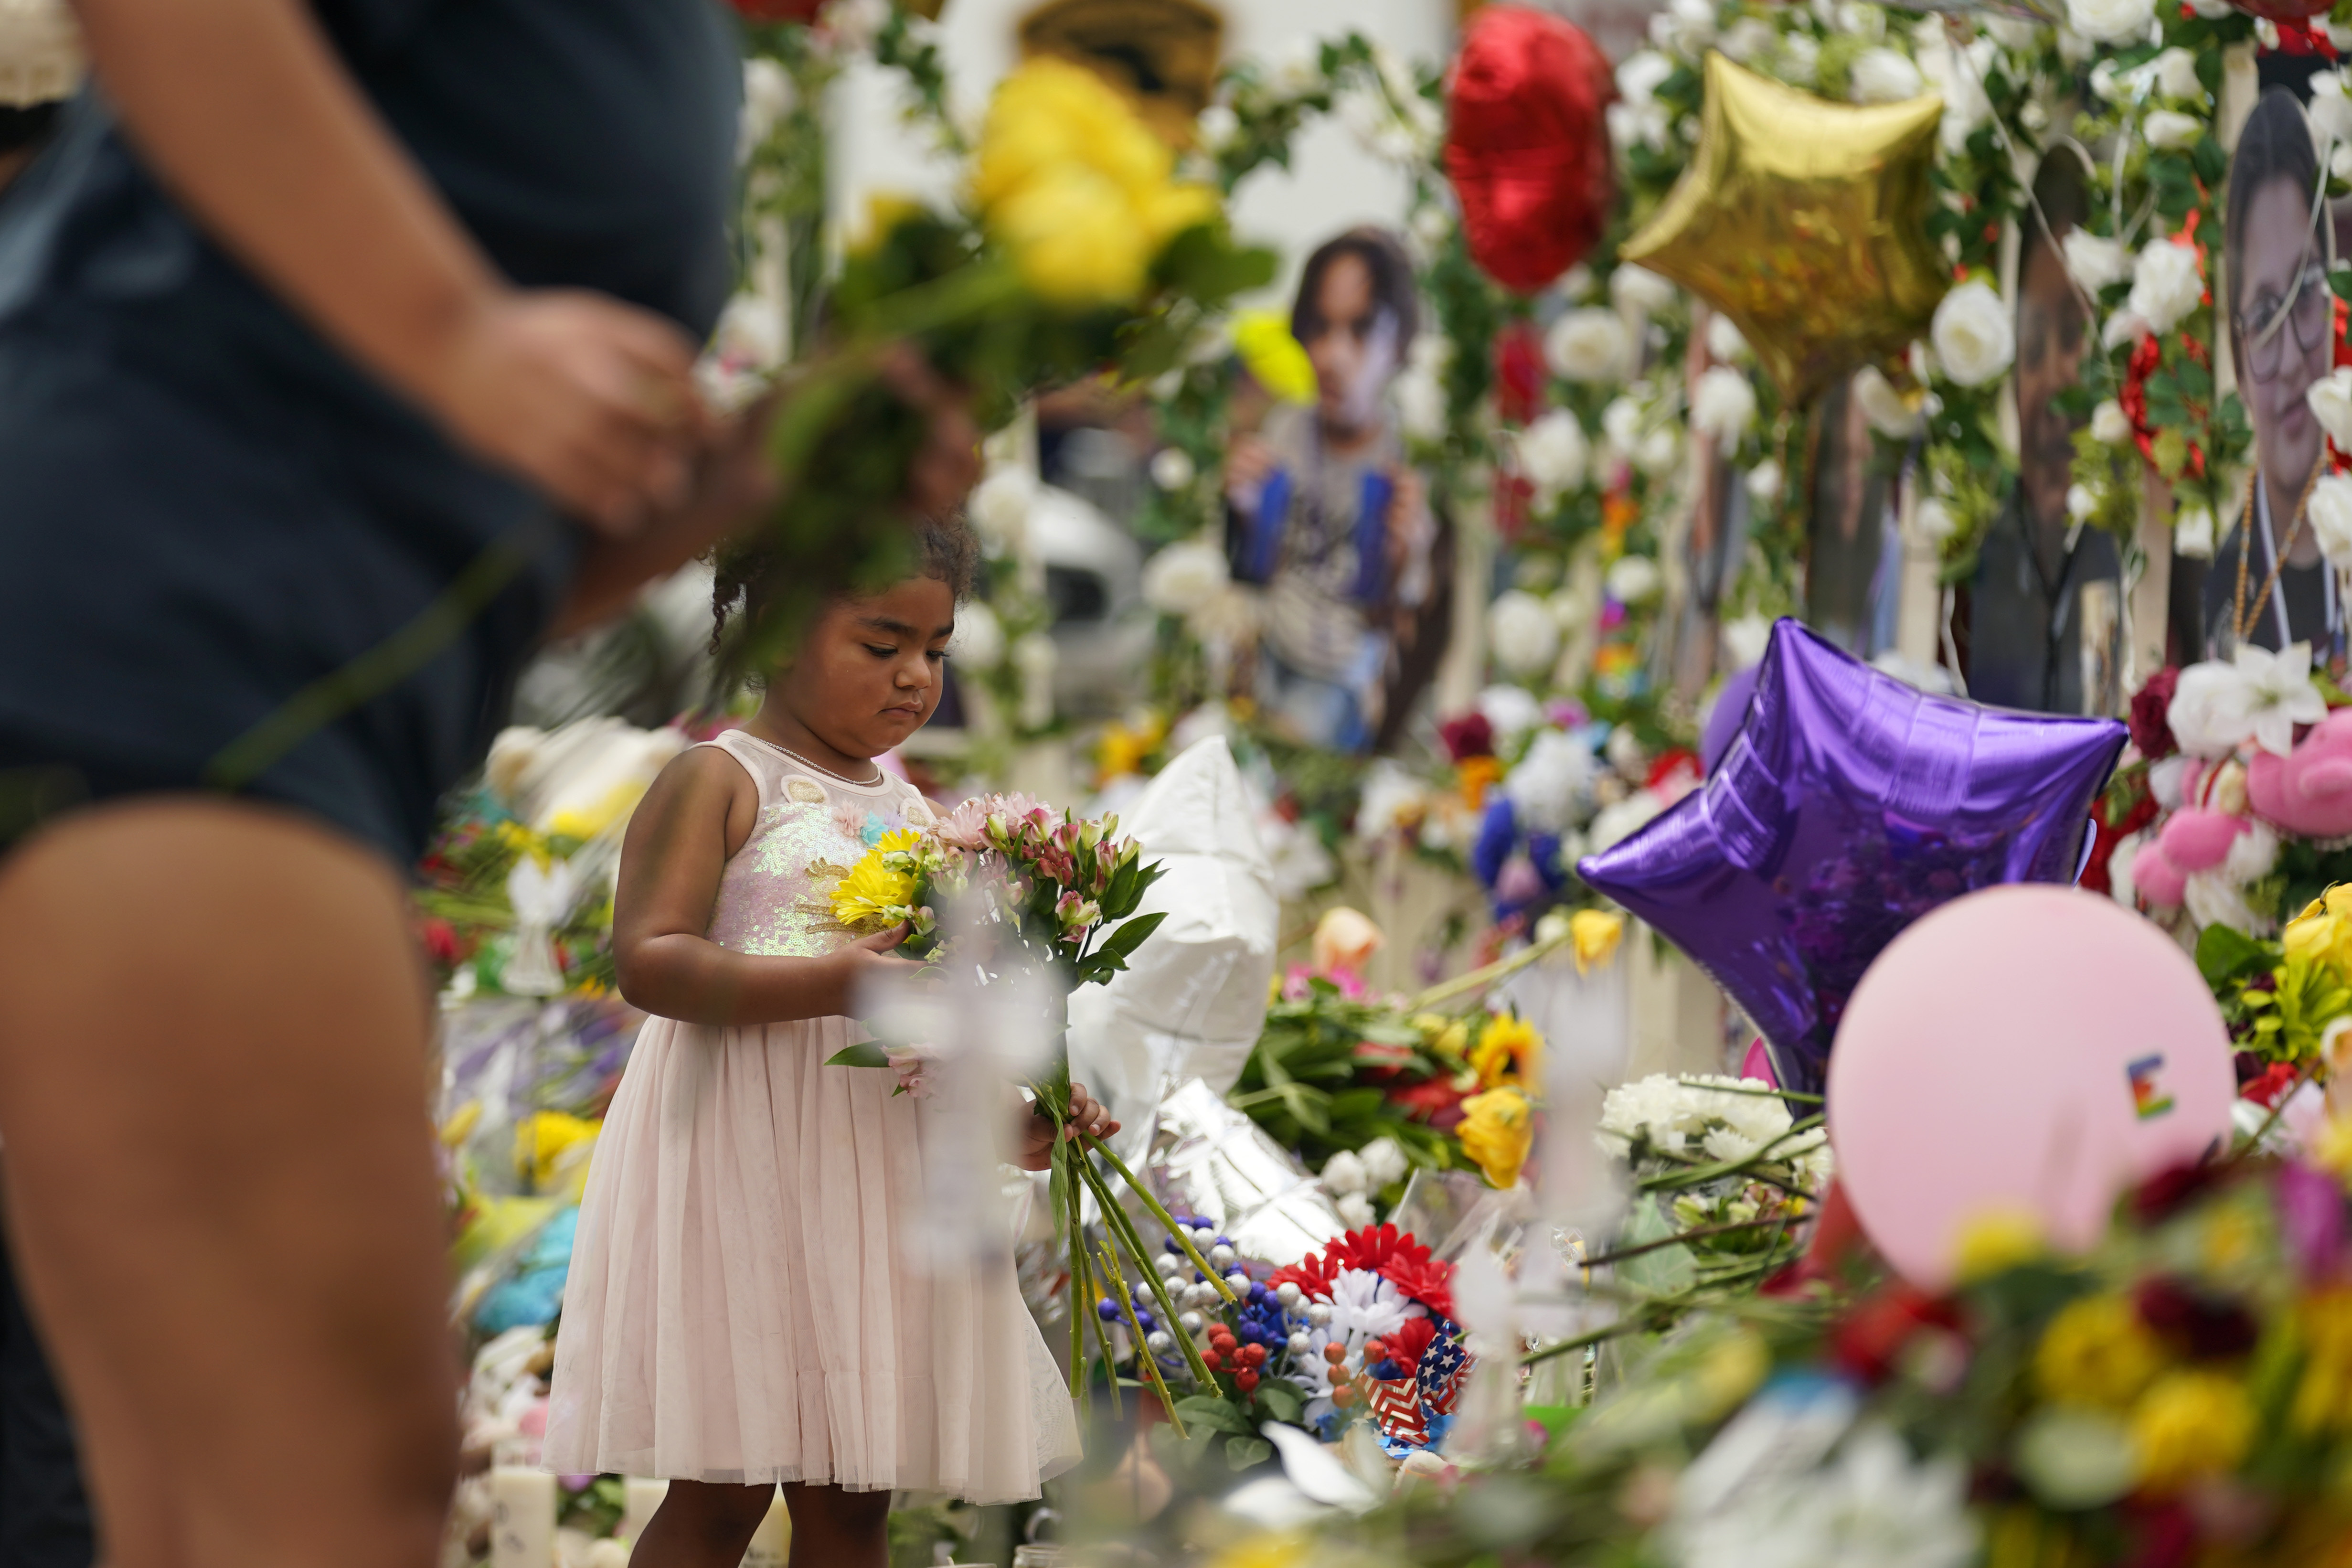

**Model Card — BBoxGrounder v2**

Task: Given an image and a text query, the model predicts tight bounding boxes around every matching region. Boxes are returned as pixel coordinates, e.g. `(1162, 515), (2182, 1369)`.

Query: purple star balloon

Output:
(1577, 619), (2125, 1098)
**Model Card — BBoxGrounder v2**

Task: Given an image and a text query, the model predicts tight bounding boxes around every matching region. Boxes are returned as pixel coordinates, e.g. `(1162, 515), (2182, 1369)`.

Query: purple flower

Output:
(2278, 1160), (2347, 1282)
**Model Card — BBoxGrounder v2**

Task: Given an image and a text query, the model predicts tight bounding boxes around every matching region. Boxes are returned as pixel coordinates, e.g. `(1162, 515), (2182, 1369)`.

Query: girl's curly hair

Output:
(711, 511), (983, 657)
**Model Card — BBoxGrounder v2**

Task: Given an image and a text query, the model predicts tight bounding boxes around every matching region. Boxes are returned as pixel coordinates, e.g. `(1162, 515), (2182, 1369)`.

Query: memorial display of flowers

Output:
(1596, 1074), (1834, 1288)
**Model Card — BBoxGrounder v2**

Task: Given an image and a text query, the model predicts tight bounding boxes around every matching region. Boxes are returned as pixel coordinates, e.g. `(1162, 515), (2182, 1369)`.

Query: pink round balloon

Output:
(1827, 884), (2234, 1291)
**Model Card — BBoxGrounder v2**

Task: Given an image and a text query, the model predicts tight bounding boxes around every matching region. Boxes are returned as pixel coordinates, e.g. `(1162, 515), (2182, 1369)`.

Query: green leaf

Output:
(1173, 1396), (1252, 1435)
(824, 1041), (894, 1069)
(1253, 1380), (1304, 1423)
(1224, 1435), (1274, 1471)
(1096, 909), (1170, 966)
(2195, 922), (2274, 989)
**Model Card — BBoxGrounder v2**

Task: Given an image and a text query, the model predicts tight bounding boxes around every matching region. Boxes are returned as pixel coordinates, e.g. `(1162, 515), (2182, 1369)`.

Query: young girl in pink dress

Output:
(545, 517), (1109, 1568)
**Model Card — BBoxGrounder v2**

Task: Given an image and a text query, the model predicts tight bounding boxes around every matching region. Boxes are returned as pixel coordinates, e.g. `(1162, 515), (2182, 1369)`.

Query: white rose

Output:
(1853, 365), (1923, 438)
(1849, 47), (1923, 105)
(2066, 0), (2155, 43)
(1321, 1149), (1370, 1195)
(1722, 613), (1773, 670)
(1600, 395), (1644, 455)
(739, 58), (796, 160)
(2143, 110), (2204, 151)
(1650, 0), (1715, 56)
(1914, 495), (1958, 544)
(969, 464), (1035, 557)
(1691, 366), (1758, 441)
(1142, 539), (1230, 617)
(2091, 399), (2133, 446)
(2166, 659), (2258, 757)
(1929, 280), (2015, 388)
(1488, 590), (1562, 677)
(1606, 554), (1664, 606)
(2174, 504), (2216, 560)
(1719, 15), (1777, 61)
(1745, 459), (1784, 504)
(1607, 99), (1671, 153)
(2088, 59), (2125, 104)
(2067, 483), (2098, 521)
(1149, 446), (1196, 492)
(1707, 314), (1750, 363)
(1776, 34), (1820, 87)
(1395, 365), (1446, 443)
(2153, 46), (2202, 101)
(1617, 50), (1674, 108)
(2062, 231), (2130, 293)
(2313, 474), (2352, 570)
(1196, 103), (1239, 150)
(1545, 309), (1630, 383)
(2309, 368), (2352, 450)
(2056, 25), (2096, 62)
(1611, 266), (1678, 315)
(1637, 425), (1682, 477)
(1478, 683), (1544, 741)
(2127, 237), (2203, 334)
(1515, 409), (1590, 496)
(948, 599), (1005, 672)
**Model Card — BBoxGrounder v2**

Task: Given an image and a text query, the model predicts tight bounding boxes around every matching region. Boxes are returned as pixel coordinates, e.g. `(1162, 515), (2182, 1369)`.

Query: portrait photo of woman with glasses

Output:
(2205, 87), (2345, 667)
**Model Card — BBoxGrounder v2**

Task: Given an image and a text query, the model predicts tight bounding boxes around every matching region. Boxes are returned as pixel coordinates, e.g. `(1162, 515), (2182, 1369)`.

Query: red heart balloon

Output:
(1444, 7), (1616, 296)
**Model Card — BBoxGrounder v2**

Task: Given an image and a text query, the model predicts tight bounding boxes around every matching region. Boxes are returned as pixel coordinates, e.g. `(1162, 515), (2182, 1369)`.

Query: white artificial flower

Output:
(1616, 47), (1676, 108)
(1321, 1149), (1370, 1195)
(1775, 34), (1821, 88)
(1478, 684), (1545, 743)
(1149, 447), (1196, 492)
(1600, 395), (1645, 456)
(2152, 46), (2203, 102)
(1718, 15), (1777, 61)
(2102, 310), (2151, 350)
(1692, 367), (1760, 442)
(2062, 231), (2131, 293)
(1916, 33), (1995, 153)
(2126, 237), (2203, 334)
(1395, 364), (1447, 443)
(1196, 102), (1239, 150)
(2091, 399), (2133, 446)
(1929, 280), (2015, 388)
(1354, 760), (1431, 843)
(1359, 1136), (1408, 1189)
(1325, 1268), (1409, 1344)
(1515, 409), (1591, 498)
(1849, 47), (1924, 105)
(1723, 614), (1773, 670)
(2309, 368), (2352, 450)
(1671, 1420), (1977, 1568)
(1588, 793), (1666, 854)
(1545, 309), (1631, 383)
(1488, 590), (1563, 677)
(947, 599), (1005, 672)
(1637, 425), (1683, 477)
(1745, 459), (1784, 505)
(2186, 870), (2274, 937)
(739, 58), (796, 161)
(2019, 99), (2049, 134)
(2065, 0), (2155, 43)
(1607, 554), (1664, 606)
(1506, 730), (1602, 834)
(2066, 483), (2098, 522)
(1853, 366), (1923, 438)
(1611, 265), (1679, 315)
(2241, 641), (2331, 756)
(2143, 110), (2203, 151)
(2224, 819), (2280, 885)
(2166, 658), (2258, 757)
(1707, 314), (1750, 363)
(2311, 473), (2352, 571)
(1142, 539), (1230, 617)
(2174, 504), (2215, 560)
(1334, 1192), (1377, 1229)
(1607, 97), (1671, 154)
(969, 464), (1036, 557)
(1914, 496), (1958, 545)
(1649, 0), (1717, 57)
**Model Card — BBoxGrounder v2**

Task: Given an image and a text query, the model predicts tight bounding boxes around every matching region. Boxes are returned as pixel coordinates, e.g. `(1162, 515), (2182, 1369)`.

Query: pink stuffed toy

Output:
(2134, 757), (2250, 906)
(2248, 708), (2352, 838)
(2130, 838), (2189, 907)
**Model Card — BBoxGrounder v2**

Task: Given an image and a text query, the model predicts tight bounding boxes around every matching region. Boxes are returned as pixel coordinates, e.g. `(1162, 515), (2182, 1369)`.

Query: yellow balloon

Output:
(1622, 53), (1948, 405)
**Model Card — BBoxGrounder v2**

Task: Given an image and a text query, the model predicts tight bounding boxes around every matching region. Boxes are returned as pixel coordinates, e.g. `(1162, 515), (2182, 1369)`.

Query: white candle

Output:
(489, 1468), (557, 1568)
(738, 1490), (790, 1568)
(620, 1478), (670, 1545)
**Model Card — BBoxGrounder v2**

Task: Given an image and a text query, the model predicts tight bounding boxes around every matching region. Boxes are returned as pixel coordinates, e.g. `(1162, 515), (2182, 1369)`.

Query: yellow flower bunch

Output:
(1951, 1207), (2047, 1285)
(1415, 1012), (1472, 1067)
(1458, 1086), (1533, 1190)
(974, 58), (1220, 307)
(2294, 1286), (2352, 1435)
(1232, 309), (1319, 404)
(831, 828), (926, 930)
(2130, 1369), (2255, 1489)
(1469, 1013), (1543, 1091)
(2034, 1293), (2163, 1408)
(2285, 885), (2352, 974)
(1570, 909), (1626, 974)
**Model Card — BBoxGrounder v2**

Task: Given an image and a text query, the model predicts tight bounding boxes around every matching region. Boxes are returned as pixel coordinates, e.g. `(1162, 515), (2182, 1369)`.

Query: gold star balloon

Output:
(1622, 53), (1948, 405)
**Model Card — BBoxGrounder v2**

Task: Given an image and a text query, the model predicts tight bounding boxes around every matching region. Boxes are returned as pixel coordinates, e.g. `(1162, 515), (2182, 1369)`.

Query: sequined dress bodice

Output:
(699, 729), (936, 959)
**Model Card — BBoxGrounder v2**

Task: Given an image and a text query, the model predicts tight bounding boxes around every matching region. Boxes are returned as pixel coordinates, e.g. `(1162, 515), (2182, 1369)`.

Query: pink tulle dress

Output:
(544, 728), (1078, 1500)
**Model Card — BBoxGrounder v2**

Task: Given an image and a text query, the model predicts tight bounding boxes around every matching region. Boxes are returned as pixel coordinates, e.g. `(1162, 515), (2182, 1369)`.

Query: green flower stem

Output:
(1675, 1078), (1825, 1105)
(1100, 1238), (1189, 1431)
(1080, 1132), (1238, 1304)
(1635, 1116), (1825, 1194)
(1405, 922), (1576, 1013)
(1578, 1215), (1804, 1270)
(1061, 1145), (1091, 1403)
(1070, 1152), (1221, 1392)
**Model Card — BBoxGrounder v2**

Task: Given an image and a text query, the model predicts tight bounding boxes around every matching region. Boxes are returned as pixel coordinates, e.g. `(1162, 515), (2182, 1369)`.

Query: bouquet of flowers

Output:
(1092, 1220), (1472, 1474)
(1595, 1074), (1832, 1288)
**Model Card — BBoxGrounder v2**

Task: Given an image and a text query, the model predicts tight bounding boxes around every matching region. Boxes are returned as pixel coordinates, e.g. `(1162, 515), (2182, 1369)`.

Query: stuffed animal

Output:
(2248, 709), (2352, 839)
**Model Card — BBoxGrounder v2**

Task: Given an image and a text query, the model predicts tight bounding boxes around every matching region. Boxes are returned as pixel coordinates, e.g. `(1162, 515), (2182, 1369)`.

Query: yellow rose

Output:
(1469, 1013), (1543, 1091)
(990, 164), (1151, 306)
(1232, 309), (1319, 405)
(1458, 1087), (1533, 1189)
(2131, 1370), (2254, 1489)
(2035, 1293), (2164, 1408)
(831, 829), (924, 929)
(1570, 909), (1625, 974)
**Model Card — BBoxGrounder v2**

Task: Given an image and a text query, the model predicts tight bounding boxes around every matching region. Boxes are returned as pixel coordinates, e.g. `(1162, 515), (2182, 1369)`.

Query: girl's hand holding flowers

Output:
(1018, 1081), (1118, 1171)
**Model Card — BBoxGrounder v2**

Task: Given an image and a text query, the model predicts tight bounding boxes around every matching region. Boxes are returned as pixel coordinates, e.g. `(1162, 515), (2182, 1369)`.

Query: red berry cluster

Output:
(1201, 1324), (1269, 1392)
